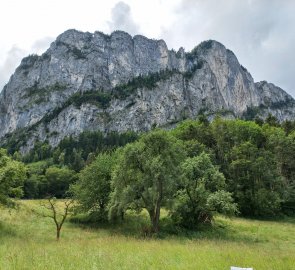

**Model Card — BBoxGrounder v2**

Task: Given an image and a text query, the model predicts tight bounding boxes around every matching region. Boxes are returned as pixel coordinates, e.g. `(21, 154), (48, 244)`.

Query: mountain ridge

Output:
(0, 29), (294, 153)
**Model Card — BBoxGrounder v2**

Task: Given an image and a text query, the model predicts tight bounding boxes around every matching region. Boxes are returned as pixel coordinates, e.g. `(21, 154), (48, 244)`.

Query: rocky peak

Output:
(55, 29), (92, 46)
(255, 81), (295, 108)
(0, 29), (294, 153)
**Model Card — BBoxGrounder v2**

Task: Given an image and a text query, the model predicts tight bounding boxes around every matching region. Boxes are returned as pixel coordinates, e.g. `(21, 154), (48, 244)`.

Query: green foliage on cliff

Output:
(70, 91), (111, 108)
(186, 40), (214, 61)
(112, 68), (180, 99)
(42, 91), (112, 124)
(23, 83), (67, 98)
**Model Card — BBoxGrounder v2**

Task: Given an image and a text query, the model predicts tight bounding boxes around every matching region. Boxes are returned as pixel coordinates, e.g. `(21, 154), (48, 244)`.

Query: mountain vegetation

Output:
(2, 30), (295, 154)
(0, 28), (294, 270)
(1, 117), (294, 233)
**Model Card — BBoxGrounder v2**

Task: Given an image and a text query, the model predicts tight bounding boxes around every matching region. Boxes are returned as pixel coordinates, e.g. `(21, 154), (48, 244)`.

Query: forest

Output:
(1, 115), (295, 233)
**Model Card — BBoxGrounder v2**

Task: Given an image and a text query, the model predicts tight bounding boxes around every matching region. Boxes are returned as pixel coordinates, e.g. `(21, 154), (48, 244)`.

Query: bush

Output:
(253, 189), (281, 217)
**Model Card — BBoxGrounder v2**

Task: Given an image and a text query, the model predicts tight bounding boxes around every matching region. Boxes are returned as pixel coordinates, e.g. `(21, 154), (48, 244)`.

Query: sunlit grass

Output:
(0, 200), (294, 269)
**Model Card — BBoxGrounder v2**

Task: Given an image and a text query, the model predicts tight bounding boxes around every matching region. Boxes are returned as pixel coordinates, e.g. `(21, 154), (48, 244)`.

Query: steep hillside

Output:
(0, 29), (294, 152)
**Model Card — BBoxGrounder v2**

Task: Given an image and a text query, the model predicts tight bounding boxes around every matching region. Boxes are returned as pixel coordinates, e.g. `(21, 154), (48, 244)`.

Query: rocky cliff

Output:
(0, 29), (294, 152)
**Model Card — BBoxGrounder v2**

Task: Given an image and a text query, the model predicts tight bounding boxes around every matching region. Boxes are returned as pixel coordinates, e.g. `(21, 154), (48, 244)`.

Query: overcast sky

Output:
(0, 0), (294, 97)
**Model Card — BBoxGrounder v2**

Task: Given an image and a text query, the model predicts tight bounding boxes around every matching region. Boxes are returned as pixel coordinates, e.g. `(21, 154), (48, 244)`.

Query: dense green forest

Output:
(1, 116), (295, 232)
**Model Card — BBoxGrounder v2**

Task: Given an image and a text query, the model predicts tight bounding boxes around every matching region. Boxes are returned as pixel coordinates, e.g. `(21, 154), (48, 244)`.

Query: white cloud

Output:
(107, 1), (139, 35)
(0, 0), (294, 97)
(31, 37), (55, 54)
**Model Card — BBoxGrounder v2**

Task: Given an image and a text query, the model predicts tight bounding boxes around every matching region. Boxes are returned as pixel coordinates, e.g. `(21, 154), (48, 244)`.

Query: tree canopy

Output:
(72, 152), (114, 221)
(0, 148), (27, 206)
(109, 129), (186, 232)
(170, 153), (237, 228)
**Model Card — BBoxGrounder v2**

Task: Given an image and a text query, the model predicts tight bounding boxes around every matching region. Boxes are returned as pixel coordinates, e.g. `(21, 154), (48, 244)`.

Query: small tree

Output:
(0, 148), (26, 207)
(42, 198), (73, 240)
(72, 153), (113, 221)
(170, 153), (238, 228)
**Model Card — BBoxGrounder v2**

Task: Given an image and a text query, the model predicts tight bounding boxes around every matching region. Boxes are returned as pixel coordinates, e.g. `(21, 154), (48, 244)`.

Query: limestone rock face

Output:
(0, 29), (294, 152)
(254, 81), (295, 120)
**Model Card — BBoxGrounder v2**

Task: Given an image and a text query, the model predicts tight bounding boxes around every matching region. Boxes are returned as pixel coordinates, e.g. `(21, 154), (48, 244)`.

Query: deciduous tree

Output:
(0, 148), (26, 206)
(170, 153), (237, 228)
(109, 130), (186, 232)
(72, 153), (113, 221)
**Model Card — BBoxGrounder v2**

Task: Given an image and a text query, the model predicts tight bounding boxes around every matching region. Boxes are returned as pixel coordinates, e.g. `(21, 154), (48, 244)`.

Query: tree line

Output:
(1, 116), (295, 232)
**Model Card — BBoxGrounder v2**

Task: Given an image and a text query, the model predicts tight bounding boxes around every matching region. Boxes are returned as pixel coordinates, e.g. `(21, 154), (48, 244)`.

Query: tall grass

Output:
(0, 200), (294, 269)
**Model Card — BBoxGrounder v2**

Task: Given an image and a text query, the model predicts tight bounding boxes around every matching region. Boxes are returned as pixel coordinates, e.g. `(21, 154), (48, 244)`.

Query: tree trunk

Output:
(152, 178), (163, 233)
(121, 210), (125, 221)
(143, 178), (163, 234)
(147, 209), (156, 233)
(56, 226), (61, 240)
(153, 202), (161, 233)
(148, 202), (161, 233)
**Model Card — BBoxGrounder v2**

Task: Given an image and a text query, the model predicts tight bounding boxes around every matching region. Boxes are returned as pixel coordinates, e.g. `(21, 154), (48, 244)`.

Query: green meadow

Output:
(0, 200), (294, 270)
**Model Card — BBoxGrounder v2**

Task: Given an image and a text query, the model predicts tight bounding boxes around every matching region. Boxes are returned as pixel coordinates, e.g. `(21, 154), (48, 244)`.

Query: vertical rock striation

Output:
(0, 29), (294, 152)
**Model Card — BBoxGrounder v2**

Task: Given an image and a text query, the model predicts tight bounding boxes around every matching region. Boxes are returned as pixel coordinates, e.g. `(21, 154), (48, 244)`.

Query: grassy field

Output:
(0, 200), (294, 270)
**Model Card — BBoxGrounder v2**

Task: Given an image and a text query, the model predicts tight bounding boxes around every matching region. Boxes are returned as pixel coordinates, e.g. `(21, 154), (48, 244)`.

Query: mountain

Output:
(0, 29), (294, 152)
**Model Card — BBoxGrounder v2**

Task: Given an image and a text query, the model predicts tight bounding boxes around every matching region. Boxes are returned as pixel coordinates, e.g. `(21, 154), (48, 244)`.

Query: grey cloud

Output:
(0, 37), (54, 91)
(108, 1), (139, 35)
(31, 36), (54, 53)
(0, 46), (27, 91)
(161, 0), (295, 97)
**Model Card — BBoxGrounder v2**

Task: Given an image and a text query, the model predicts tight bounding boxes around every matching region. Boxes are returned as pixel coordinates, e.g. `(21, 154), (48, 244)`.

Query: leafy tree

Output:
(211, 118), (265, 162)
(253, 188), (281, 217)
(265, 114), (280, 127)
(72, 153), (114, 221)
(254, 117), (264, 126)
(170, 153), (237, 228)
(45, 167), (77, 198)
(85, 152), (96, 165)
(172, 119), (215, 148)
(281, 120), (295, 135)
(12, 151), (22, 161)
(174, 118), (287, 218)
(23, 160), (52, 198)
(71, 148), (85, 172)
(23, 174), (47, 199)
(263, 126), (295, 214)
(52, 147), (61, 164)
(0, 148), (27, 206)
(22, 141), (52, 162)
(109, 130), (186, 232)
(229, 142), (281, 216)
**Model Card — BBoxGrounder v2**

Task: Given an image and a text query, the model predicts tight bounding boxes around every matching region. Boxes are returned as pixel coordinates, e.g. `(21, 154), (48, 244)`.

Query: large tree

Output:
(0, 148), (26, 206)
(109, 130), (186, 232)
